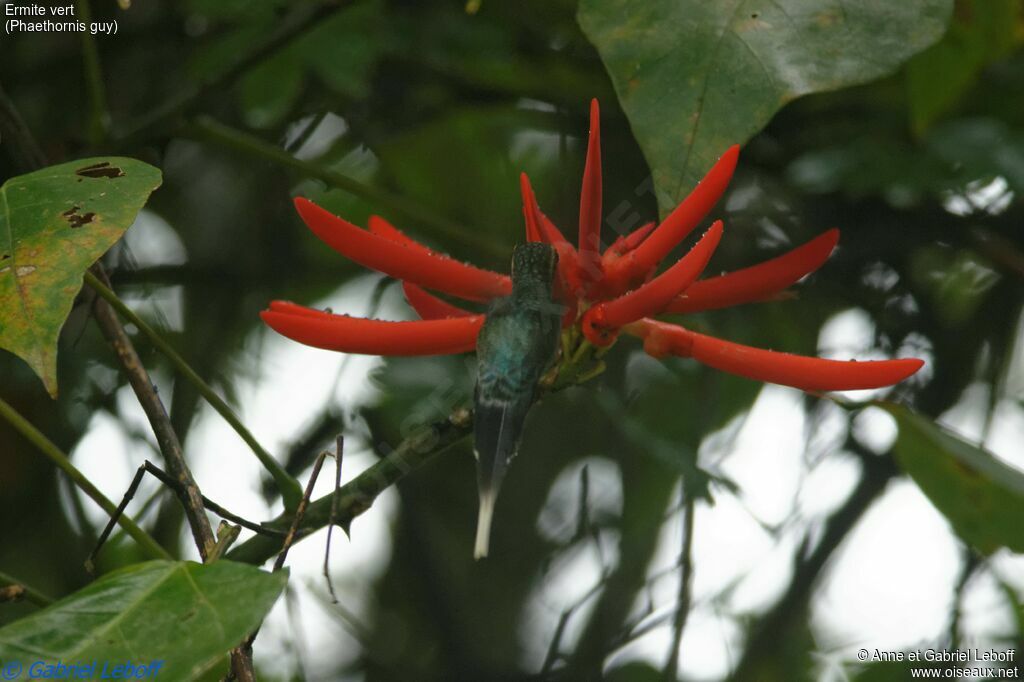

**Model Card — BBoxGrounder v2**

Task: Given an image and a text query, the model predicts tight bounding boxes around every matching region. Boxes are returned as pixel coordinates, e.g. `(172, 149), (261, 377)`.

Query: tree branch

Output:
(182, 117), (505, 260)
(663, 495), (696, 680)
(84, 270), (304, 510)
(89, 265), (217, 560)
(228, 408), (473, 565)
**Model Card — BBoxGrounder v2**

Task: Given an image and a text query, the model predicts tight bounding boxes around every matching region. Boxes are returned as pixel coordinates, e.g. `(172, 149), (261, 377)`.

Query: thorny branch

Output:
(229, 409), (474, 565)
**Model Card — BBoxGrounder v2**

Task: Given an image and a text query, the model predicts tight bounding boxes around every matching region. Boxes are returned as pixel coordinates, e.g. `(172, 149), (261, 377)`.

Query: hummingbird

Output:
(473, 243), (562, 559)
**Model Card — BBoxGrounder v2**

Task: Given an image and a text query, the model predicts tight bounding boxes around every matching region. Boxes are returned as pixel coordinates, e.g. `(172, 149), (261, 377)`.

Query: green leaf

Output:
(195, 1), (392, 129)
(374, 106), (533, 258)
(907, 0), (1023, 134)
(578, 0), (953, 216)
(881, 403), (1024, 555)
(908, 244), (999, 327)
(0, 158), (161, 397)
(0, 561), (286, 680)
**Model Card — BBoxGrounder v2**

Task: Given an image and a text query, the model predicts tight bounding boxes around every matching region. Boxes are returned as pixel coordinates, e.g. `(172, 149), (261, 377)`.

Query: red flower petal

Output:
(366, 215), (424, 253)
(667, 229), (840, 314)
(267, 300), (334, 317)
(626, 319), (924, 392)
(262, 303), (483, 355)
(596, 146), (739, 297)
(294, 197), (510, 302)
(521, 173), (585, 301)
(582, 222), (723, 345)
(606, 222), (656, 257)
(402, 282), (475, 320)
(519, 174), (543, 243)
(536, 209), (577, 256)
(621, 221), (656, 252)
(578, 99), (603, 286)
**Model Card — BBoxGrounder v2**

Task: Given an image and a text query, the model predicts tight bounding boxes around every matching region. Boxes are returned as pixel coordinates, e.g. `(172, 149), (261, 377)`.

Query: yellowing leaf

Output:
(0, 158), (161, 397)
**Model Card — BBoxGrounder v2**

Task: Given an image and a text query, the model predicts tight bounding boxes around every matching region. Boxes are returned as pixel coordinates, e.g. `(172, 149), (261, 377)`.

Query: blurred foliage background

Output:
(2, 0), (1024, 680)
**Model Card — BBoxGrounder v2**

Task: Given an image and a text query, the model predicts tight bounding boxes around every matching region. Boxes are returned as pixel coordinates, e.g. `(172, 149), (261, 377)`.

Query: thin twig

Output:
(663, 496), (696, 681)
(84, 270), (304, 509)
(324, 436), (344, 603)
(284, 111), (328, 154)
(729, 449), (898, 681)
(540, 579), (607, 676)
(73, 0), (110, 143)
(89, 264), (216, 560)
(948, 550), (980, 651)
(283, 584), (312, 681)
(971, 226), (1024, 280)
(0, 80), (47, 172)
(240, 446), (336, 674)
(0, 397), (170, 561)
(86, 461), (149, 573)
(88, 460), (288, 571)
(567, 459), (678, 676)
(114, 1), (348, 144)
(274, 451), (330, 572)
(228, 408), (474, 565)
(0, 570), (54, 607)
(183, 117), (504, 259)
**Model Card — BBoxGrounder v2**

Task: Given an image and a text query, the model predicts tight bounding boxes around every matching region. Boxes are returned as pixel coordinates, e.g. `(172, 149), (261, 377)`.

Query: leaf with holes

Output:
(0, 158), (161, 397)
(0, 560), (287, 680)
(882, 403), (1024, 555)
(578, 0), (953, 217)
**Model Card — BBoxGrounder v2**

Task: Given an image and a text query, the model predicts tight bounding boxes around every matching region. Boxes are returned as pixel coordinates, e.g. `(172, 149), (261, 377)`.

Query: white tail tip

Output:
(474, 489), (496, 560)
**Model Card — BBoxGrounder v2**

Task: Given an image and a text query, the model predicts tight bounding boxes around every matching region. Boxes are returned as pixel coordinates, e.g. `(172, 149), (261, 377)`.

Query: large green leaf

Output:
(906, 0), (1022, 134)
(0, 561), (286, 681)
(578, 0), (953, 216)
(0, 158), (161, 397)
(881, 403), (1024, 554)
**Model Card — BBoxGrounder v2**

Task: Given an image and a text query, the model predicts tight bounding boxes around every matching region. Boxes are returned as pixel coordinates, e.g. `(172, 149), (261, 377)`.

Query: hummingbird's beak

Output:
(474, 487), (497, 559)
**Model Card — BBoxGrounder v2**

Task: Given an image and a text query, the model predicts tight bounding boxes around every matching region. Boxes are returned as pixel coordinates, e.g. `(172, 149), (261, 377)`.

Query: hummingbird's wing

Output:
(473, 307), (535, 491)
(472, 299), (558, 557)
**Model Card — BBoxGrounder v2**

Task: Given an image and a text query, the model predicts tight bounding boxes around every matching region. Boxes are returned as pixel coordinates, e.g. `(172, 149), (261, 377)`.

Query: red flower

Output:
(262, 100), (924, 393)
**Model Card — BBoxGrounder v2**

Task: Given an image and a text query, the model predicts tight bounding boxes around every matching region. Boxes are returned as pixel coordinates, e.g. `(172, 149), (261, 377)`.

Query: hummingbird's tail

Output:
(472, 394), (528, 559)
(474, 487), (497, 559)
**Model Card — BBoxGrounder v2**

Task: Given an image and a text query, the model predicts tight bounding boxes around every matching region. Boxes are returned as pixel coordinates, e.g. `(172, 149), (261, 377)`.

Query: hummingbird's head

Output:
(510, 243), (558, 289)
